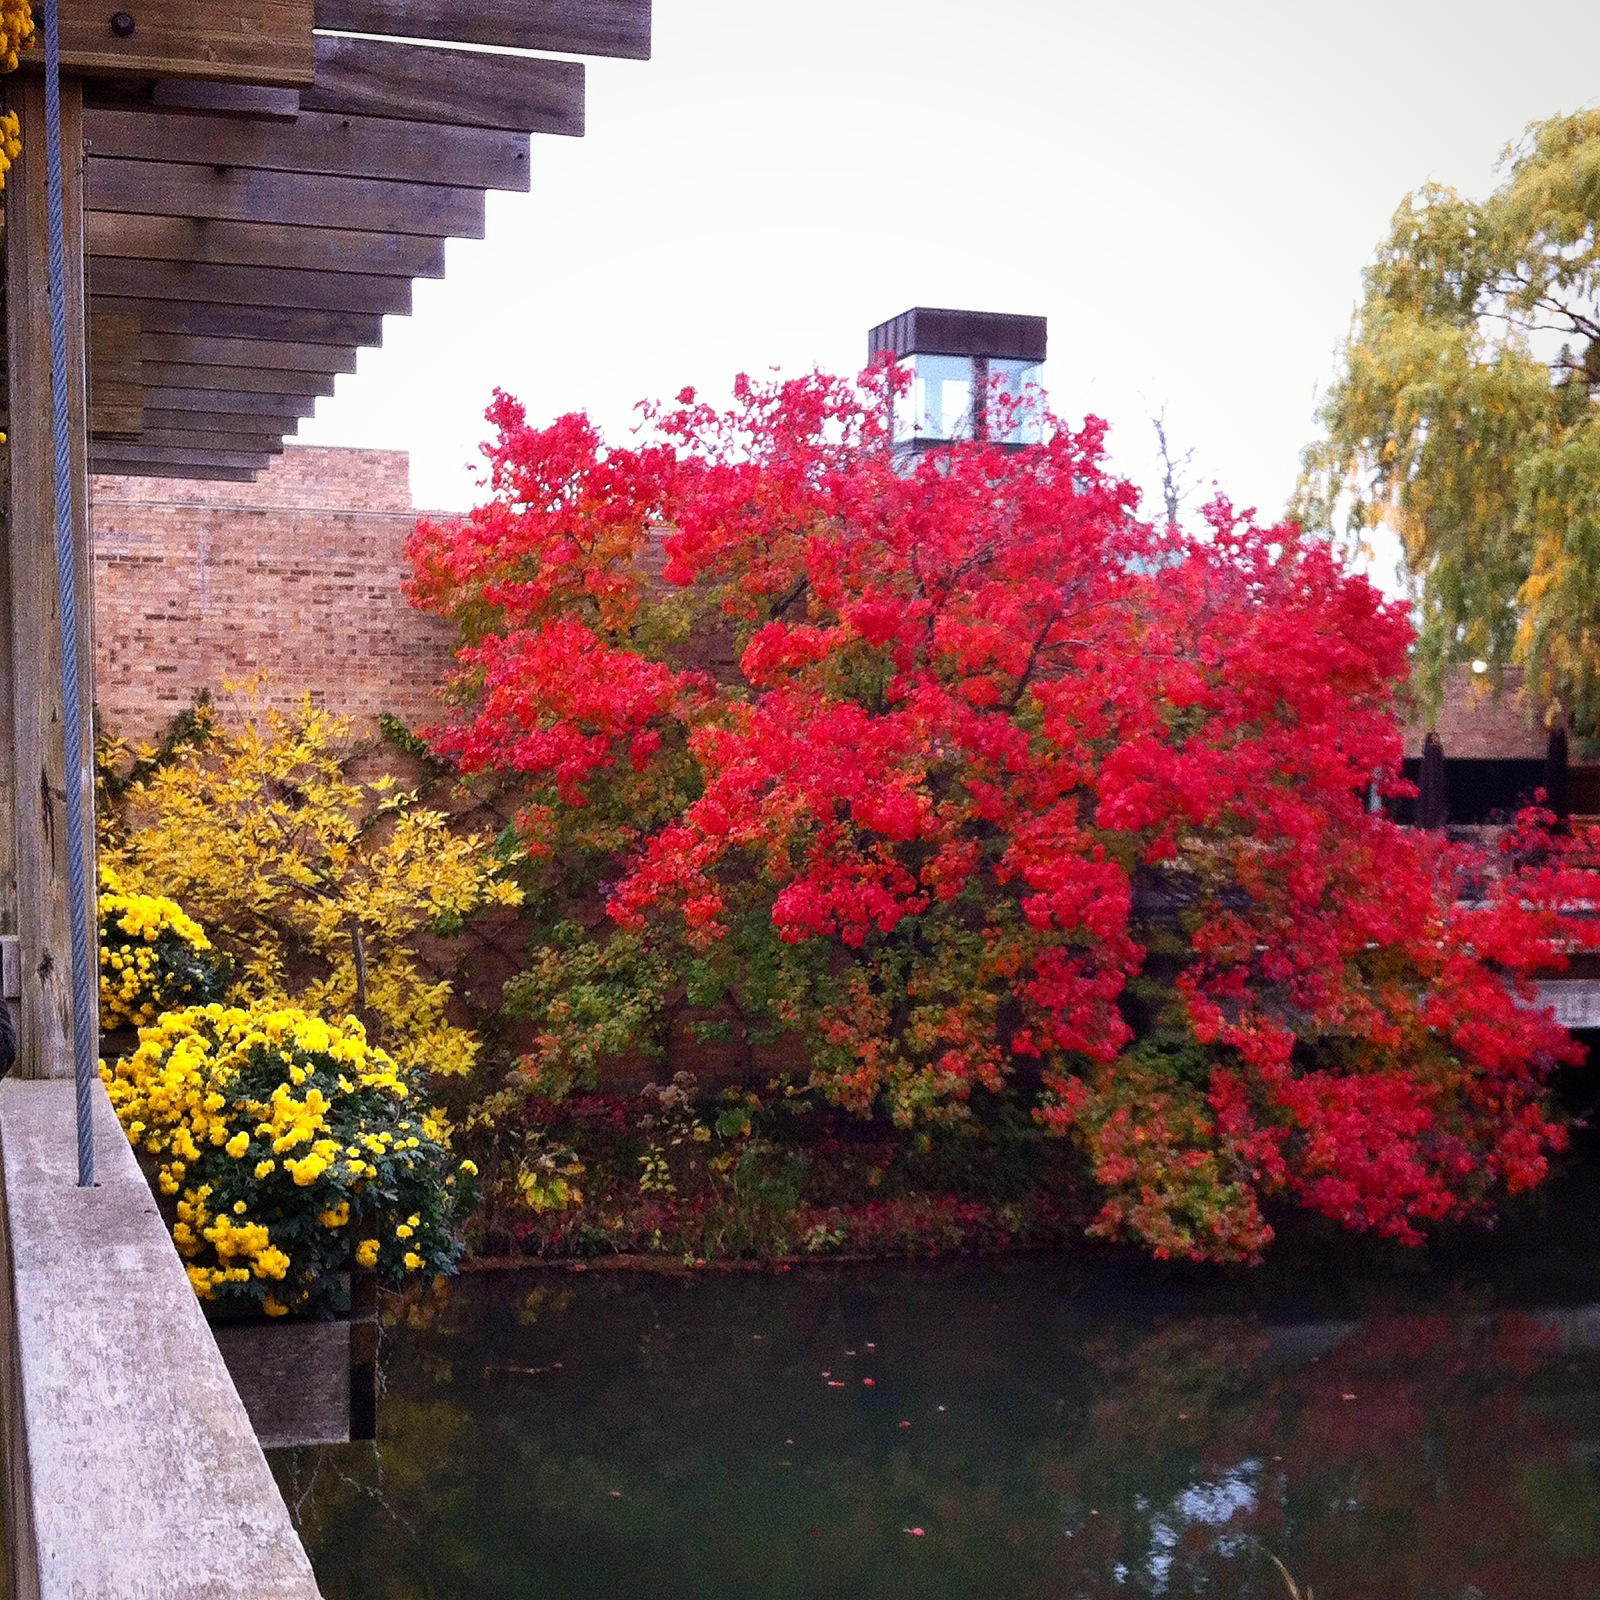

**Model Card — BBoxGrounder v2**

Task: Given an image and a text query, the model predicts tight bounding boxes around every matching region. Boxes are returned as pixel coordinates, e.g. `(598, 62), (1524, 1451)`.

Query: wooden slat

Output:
(94, 296), (383, 347)
(91, 259), (411, 316)
(149, 81), (301, 119)
(302, 36), (584, 136)
(46, 1), (314, 88)
(139, 335), (358, 374)
(88, 212), (446, 279)
(86, 106), (531, 192)
(313, 0), (651, 60)
(92, 444), (276, 471)
(141, 388), (320, 418)
(86, 160), (486, 240)
(93, 463), (260, 483)
(142, 362), (338, 398)
(89, 312), (142, 437)
(133, 427), (287, 453)
(141, 407), (300, 437)
(4, 74), (98, 1078)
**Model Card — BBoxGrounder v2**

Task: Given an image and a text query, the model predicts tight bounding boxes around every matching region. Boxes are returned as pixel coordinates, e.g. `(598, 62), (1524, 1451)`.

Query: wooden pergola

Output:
(0, 2), (651, 1079)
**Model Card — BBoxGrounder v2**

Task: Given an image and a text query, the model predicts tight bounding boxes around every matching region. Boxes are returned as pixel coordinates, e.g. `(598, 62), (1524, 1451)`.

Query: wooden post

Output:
(2, 71), (98, 1080)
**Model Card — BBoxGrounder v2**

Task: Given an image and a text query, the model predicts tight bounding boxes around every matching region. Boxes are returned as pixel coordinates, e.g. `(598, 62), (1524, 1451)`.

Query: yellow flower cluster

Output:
(104, 1000), (461, 1315)
(0, 1), (32, 71)
(0, 4), (33, 193)
(99, 867), (218, 1028)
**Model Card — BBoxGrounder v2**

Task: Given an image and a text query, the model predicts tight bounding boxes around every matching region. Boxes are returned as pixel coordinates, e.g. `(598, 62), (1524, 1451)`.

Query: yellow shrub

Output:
(100, 688), (521, 1080)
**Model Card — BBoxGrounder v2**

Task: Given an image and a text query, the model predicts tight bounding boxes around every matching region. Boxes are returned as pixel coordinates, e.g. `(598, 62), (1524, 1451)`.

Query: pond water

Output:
(272, 1157), (1600, 1600)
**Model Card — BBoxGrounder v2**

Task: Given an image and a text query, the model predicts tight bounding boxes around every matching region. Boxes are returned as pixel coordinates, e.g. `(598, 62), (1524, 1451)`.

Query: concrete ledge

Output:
(0, 1079), (321, 1599)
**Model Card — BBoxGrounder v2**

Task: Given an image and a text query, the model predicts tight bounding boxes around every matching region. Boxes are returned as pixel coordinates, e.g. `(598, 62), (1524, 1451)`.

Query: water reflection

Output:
(274, 1266), (1600, 1600)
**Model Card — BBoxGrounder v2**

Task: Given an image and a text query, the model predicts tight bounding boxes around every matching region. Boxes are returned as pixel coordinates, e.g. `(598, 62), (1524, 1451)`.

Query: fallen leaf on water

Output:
(905, 1527), (925, 1537)
(608, 1491), (621, 1498)
(1341, 1392), (1357, 1401)
(863, 1378), (875, 1387)
(899, 1421), (911, 1429)
(828, 1380), (845, 1388)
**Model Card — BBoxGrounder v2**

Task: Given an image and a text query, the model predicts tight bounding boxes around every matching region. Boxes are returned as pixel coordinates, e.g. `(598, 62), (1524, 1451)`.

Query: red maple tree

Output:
(408, 369), (1597, 1262)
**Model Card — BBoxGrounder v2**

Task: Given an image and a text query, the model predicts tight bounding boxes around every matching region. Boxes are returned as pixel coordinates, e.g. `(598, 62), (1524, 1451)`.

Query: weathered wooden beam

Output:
(40, 1), (315, 87)
(141, 406), (299, 437)
(140, 388), (319, 418)
(88, 312), (143, 437)
(94, 295), (383, 346)
(0, 417), (12, 1011)
(142, 361), (337, 397)
(86, 159), (486, 240)
(139, 334), (358, 374)
(86, 105), (531, 191)
(91, 258), (412, 316)
(148, 80), (300, 120)
(313, 0), (651, 60)
(87, 212), (447, 279)
(2, 74), (97, 1080)
(92, 462), (259, 483)
(303, 36), (584, 135)
(92, 444), (276, 471)
(130, 426), (286, 453)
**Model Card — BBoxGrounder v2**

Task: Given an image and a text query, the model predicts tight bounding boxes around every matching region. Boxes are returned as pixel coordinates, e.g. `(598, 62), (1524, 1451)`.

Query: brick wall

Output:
(91, 445), (459, 740)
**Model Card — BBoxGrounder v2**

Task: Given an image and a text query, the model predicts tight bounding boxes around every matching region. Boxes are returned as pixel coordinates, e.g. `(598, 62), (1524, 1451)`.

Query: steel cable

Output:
(41, 0), (96, 1187)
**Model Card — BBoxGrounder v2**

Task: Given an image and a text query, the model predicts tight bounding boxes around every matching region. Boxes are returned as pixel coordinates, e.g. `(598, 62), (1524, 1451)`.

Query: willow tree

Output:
(1298, 110), (1600, 725)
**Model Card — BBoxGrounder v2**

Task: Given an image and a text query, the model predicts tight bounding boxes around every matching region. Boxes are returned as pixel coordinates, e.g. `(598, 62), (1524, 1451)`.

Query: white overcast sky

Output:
(299, 0), (1600, 591)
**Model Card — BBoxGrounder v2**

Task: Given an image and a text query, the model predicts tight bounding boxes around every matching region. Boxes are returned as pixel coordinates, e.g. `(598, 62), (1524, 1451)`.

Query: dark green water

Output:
(272, 1160), (1600, 1600)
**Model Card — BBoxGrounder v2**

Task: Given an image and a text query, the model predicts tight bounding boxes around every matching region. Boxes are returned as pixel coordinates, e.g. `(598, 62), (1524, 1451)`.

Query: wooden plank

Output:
(89, 312), (143, 437)
(45, 1), (315, 87)
(86, 159), (486, 240)
(92, 463), (259, 484)
(86, 105), (531, 191)
(141, 362), (337, 397)
(313, 0), (651, 60)
(141, 407), (299, 438)
(132, 426), (286, 453)
(139, 334), (358, 374)
(87, 212), (447, 279)
(2, 75), (97, 1080)
(93, 295), (383, 346)
(140, 388), (319, 418)
(92, 444), (276, 471)
(91, 258), (412, 316)
(303, 36), (584, 136)
(149, 81), (300, 119)
(0, 343), (13, 1056)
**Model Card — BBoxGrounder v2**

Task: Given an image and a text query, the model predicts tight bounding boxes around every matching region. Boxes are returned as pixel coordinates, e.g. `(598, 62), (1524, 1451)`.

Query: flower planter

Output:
(206, 1276), (378, 1449)
(119, 1116), (380, 1449)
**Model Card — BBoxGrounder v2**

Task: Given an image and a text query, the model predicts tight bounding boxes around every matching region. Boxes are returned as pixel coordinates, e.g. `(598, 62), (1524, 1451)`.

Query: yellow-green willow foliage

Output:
(1298, 110), (1600, 727)
(100, 687), (522, 1081)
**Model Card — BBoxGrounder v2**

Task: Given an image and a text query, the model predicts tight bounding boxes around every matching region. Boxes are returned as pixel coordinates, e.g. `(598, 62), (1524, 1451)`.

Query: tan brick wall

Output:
(91, 445), (459, 741)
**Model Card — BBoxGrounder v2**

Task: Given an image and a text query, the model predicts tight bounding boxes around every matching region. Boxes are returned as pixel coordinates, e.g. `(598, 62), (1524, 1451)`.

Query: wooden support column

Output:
(2, 72), (97, 1080)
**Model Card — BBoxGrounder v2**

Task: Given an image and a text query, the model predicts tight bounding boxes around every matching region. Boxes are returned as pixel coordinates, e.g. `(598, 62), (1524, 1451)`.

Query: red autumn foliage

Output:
(408, 368), (1599, 1264)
